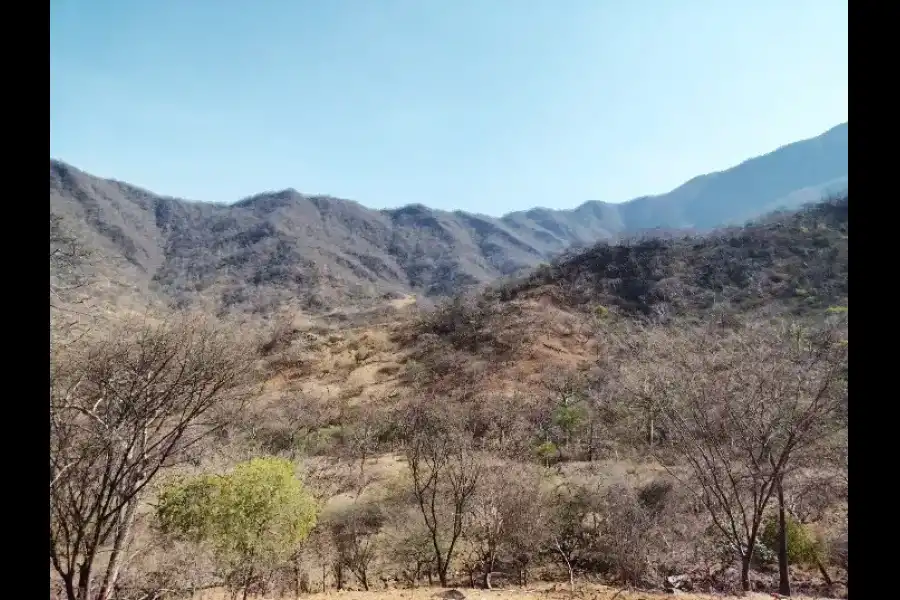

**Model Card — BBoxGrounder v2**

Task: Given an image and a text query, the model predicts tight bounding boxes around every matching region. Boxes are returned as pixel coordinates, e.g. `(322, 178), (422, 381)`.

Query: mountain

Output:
(493, 195), (848, 319)
(49, 123), (848, 314)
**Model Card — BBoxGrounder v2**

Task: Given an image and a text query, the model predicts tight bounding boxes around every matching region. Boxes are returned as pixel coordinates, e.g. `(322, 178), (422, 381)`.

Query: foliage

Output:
(760, 514), (826, 566)
(156, 457), (318, 595)
(535, 440), (559, 465)
(50, 315), (252, 600)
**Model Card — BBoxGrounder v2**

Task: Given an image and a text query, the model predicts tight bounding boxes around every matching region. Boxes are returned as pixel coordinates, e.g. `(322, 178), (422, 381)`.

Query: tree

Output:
(611, 322), (676, 449)
(49, 315), (253, 600)
(50, 213), (96, 343)
(49, 213), (90, 311)
(626, 320), (847, 591)
(327, 501), (384, 591)
(155, 457), (319, 600)
(545, 483), (601, 590)
(465, 464), (545, 588)
(402, 399), (484, 587)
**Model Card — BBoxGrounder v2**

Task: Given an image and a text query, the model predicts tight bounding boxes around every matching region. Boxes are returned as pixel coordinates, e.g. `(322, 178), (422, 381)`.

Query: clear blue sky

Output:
(50, 0), (848, 215)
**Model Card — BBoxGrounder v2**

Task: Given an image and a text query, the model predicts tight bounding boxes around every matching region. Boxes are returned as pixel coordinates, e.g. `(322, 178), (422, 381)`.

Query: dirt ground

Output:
(191, 583), (839, 600)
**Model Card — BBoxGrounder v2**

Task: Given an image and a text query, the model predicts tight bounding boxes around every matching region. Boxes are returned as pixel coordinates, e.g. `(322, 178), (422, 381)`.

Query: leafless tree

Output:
(342, 404), (383, 497)
(401, 399), (484, 587)
(465, 464), (544, 588)
(624, 320), (847, 591)
(49, 315), (254, 600)
(610, 322), (678, 449)
(545, 483), (601, 590)
(50, 213), (96, 340)
(50, 213), (89, 304)
(328, 501), (385, 591)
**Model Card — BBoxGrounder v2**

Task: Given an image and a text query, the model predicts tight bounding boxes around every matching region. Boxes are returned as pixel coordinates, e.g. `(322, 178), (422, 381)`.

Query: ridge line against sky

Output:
(51, 121), (847, 218)
(50, 0), (848, 215)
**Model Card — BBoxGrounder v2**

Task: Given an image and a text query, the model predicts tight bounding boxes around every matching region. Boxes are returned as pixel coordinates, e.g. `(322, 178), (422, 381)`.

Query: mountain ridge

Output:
(49, 122), (848, 314)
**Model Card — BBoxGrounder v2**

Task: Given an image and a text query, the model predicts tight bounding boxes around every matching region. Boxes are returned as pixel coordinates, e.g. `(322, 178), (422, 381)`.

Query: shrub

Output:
(156, 457), (319, 597)
(535, 440), (559, 466)
(760, 514), (825, 566)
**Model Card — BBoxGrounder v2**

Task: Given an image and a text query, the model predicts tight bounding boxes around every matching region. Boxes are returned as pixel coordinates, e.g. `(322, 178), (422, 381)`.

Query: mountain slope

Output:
(495, 196), (849, 319)
(49, 123), (848, 313)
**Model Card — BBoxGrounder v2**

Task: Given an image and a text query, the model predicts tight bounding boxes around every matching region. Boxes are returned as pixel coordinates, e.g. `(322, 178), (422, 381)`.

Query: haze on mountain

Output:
(50, 123), (847, 314)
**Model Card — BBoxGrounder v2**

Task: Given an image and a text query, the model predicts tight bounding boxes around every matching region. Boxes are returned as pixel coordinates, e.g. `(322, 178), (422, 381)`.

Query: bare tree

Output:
(342, 404), (383, 497)
(328, 501), (385, 591)
(50, 213), (90, 305)
(49, 315), (254, 600)
(545, 483), (602, 590)
(465, 464), (544, 588)
(611, 322), (677, 450)
(402, 399), (484, 587)
(625, 320), (847, 591)
(50, 213), (96, 341)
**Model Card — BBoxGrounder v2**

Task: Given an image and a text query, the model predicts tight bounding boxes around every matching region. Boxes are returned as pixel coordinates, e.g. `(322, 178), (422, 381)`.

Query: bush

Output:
(535, 440), (559, 466)
(156, 457), (319, 597)
(760, 514), (825, 566)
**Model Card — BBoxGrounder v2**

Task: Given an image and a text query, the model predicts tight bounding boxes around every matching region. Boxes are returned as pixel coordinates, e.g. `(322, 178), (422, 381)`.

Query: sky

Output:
(50, 0), (848, 215)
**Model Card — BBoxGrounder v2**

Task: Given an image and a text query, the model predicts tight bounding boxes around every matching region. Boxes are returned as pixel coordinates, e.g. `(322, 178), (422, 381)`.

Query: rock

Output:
(433, 590), (466, 600)
(664, 574), (693, 593)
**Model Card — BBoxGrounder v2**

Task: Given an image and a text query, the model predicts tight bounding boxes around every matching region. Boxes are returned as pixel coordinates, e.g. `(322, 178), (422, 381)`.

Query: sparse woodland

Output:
(50, 198), (849, 600)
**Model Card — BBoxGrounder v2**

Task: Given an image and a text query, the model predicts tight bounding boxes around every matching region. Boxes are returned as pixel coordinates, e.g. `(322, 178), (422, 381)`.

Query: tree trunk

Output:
(241, 566), (255, 600)
(740, 554), (752, 592)
(485, 571), (493, 590)
(554, 539), (575, 591)
(646, 414), (655, 448)
(62, 573), (76, 600)
(334, 562), (344, 590)
(777, 478), (791, 596)
(814, 557), (833, 586)
(77, 562), (91, 600)
(98, 498), (139, 600)
(482, 556), (496, 589)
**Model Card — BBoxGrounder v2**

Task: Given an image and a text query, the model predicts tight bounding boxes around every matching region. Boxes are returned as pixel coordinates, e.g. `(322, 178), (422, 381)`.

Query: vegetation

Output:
(156, 457), (319, 599)
(48, 197), (849, 600)
(49, 315), (254, 600)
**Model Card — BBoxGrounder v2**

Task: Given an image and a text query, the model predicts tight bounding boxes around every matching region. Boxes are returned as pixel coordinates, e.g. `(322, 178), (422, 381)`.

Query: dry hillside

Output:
(49, 123), (846, 315)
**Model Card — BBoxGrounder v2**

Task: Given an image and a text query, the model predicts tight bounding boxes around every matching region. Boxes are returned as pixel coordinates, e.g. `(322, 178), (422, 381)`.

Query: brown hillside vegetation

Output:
(50, 198), (848, 600)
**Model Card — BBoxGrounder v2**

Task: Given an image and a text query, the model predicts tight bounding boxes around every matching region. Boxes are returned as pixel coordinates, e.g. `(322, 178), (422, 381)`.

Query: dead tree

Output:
(624, 320), (847, 591)
(402, 399), (483, 587)
(466, 464), (544, 589)
(49, 315), (253, 600)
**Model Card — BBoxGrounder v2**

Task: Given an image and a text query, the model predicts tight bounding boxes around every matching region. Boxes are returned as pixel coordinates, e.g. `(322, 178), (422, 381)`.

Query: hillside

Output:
(238, 197), (848, 415)
(49, 123), (847, 314)
(50, 197), (849, 600)
(493, 195), (848, 319)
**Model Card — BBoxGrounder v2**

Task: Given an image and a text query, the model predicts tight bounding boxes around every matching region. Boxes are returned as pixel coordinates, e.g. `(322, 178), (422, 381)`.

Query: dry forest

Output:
(50, 193), (849, 600)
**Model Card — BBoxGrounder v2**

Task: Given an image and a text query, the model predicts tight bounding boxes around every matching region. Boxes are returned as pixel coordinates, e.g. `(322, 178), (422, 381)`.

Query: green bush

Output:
(760, 514), (825, 566)
(535, 440), (559, 465)
(156, 457), (319, 594)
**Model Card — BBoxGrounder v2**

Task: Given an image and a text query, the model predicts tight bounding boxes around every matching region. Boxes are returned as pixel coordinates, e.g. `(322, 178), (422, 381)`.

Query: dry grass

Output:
(188, 583), (837, 600)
